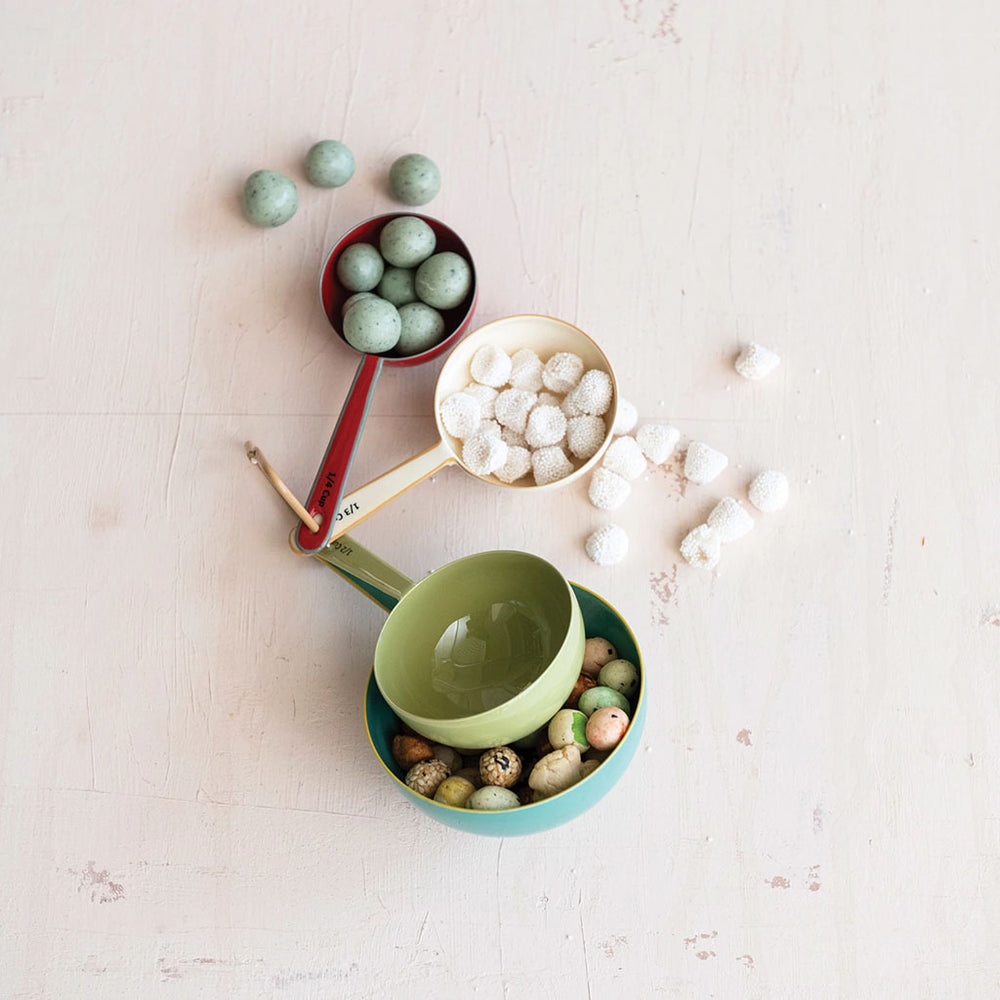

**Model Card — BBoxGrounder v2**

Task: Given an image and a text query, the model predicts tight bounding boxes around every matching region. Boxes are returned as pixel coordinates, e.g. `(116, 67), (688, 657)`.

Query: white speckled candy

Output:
(565, 369), (613, 416)
(304, 140), (355, 188)
(379, 215), (436, 267)
(602, 436), (647, 481)
(494, 445), (532, 483)
(466, 785), (520, 810)
(542, 352), (585, 393)
(635, 423), (680, 464)
(684, 441), (729, 485)
(531, 445), (574, 486)
(612, 398), (638, 436)
(735, 342), (781, 380)
(548, 709), (590, 753)
(707, 497), (755, 541)
(585, 706), (629, 751)
(536, 391), (563, 409)
(680, 523), (722, 569)
(495, 388), (537, 434)
(598, 658), (639, 699)
(500, 426), (527, 449)
(462, 432), (508, 476)
(470, 344), (512, 388)
(524, 404), (567, 448)
(462, 382), (498, 420)
(343, 297), (401, 354)
(748, 469), (789, 512)
(587, 467), (631, 510)
(439, 392), (481, 439)
(585, 524), (629, 566)
(242, 169), (298, 227)
(509, 349), (544, 392)
(566, 415), (606, 460)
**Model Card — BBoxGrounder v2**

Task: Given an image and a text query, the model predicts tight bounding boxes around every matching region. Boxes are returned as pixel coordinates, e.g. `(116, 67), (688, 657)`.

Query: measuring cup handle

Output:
(296, 354), (384, 554)
(309, 534), (414, 610)
(311, 438), (454, 545)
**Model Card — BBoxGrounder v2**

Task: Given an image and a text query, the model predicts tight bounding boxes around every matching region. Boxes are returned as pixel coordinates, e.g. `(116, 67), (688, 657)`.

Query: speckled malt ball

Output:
(304, 140), (355, 188)
(581, 637), (618, 679)
(379, 215), (436, 267)
(396, 302), (445, 356)
(389, 153), (441, 206)
(336, 243), (384, 292)
(242, 169), (298, 227)
(343, 297), (401, 354)
(585, 706), (629, 751)
(415, 252), (472, 309)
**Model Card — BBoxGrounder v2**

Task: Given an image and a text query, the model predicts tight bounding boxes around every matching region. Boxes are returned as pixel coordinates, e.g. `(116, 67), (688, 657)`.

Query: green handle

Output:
(311, 534), (414, 611)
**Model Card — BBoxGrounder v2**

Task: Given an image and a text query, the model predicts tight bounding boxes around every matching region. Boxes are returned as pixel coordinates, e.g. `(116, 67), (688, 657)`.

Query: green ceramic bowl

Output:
(313, 536), (644, 836)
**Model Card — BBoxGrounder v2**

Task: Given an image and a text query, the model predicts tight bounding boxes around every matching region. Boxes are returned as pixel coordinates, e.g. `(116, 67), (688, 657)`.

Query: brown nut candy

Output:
(564, 671), (597, 709)
(581, 636), (618, 678)
(392, 734), (435, 770)
(479, 746), (523, 788)
(405, 759), (451, 797)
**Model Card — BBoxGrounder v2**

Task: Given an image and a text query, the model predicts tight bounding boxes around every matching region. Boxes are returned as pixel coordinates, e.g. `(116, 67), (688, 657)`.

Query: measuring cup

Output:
(314, 534), (646, 836)
(308, 535), (585, 749)
(311, 313), (618, 545)
(295, 213), (478, 555)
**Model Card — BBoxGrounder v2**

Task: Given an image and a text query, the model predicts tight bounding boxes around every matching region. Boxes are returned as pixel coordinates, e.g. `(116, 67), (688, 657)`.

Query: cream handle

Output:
(320, 438), (455, 544)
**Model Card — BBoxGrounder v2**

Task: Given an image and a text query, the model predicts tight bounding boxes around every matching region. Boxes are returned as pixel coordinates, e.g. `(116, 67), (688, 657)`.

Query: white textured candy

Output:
(561, 391), (585, 418)
(439, 392), (481, 439)
(494, 445), (532, 483)
(566, 415), (606, 460)
(536, 391), (563, 408)
(587, 467), (631, 510)
(470, 344), (513, 387)
(525, 404), (567, 448)
(706, 497), (754, 541)
(602, 436), (647, 481)
(463, 382), (498, 420)
(635, 423), (680, 464)
(500, 426), (527, 448)
(531, 445), (574, 486)
(748, 469), (789, 512)
(494, 388), (537, 434)
(462, 433), (508, 476)
(509, 349), (544, 392)
(478, 418), (502, 439)
(565, 369), (613, 416)
(542, 352), (585, 393)
(679, 524), (722, 569)
(585, 524), (629, 566)
(684, 441), (729, 485)
(612, 398), (638, 436)
(735, 342), (781, 380)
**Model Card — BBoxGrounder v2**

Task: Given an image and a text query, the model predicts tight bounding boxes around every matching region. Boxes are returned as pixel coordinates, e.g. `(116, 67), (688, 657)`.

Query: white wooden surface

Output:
(3, 1), (999, 997)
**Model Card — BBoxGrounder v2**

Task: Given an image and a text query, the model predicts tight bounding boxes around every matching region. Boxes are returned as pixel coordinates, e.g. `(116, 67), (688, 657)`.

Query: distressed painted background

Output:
(2, 1), (999, 997)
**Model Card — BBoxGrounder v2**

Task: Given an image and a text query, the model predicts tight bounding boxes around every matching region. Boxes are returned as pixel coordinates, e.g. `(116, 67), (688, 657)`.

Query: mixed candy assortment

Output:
(391, 636), (639, 811)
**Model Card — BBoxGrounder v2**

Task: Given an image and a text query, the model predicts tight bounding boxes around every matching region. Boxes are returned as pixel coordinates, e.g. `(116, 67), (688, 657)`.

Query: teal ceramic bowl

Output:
(364, 584), (645, 836)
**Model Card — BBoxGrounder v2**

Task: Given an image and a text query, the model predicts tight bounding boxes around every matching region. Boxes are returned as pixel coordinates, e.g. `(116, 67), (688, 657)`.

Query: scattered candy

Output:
(635, 423), (680, 464)
(748, 469), (789, 512)
(480, 747), (522, 788)
(612, 398), (638, 436)
(242, 169), (298, 227)
(585, 706), (629, 751)
(531, 445), (574, 486)
(542, 352), (585, 393)
(389, 152), (442, 206)
(679, 523), (722, 569)
(470, 344), (513, 388)
(706, 497), (754, 541)
(684, 441), (729, 485)
(524, 404), (567, 448)
(581, 637), (618, 678)
(598, 659), (639, 699)
(587, 467), (631, 510)
(585, 523), (629, 566)
(439, 392), (481, 439)
(735, 342), (781, 380)
(566, 415), (606, 460)
(304, 140), (355, 188)
(602, 436), (647, 481)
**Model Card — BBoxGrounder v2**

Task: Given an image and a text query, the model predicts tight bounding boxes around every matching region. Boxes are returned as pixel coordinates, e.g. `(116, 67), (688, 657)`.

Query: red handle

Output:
(295, 354), (384, 553)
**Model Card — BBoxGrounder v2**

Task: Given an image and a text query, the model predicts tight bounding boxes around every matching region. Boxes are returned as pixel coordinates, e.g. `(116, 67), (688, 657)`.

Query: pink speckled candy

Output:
(585, 706), (629, 750)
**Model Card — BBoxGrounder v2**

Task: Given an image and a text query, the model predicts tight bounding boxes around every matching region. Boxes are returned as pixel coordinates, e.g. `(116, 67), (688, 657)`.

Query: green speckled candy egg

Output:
(388, 153), (441, 206)
(242, 169), (298, 227)
(598, 658), (640, 699)
(577, 685), (630, 718)
(340, 291), (379, 317)
(396, 302), (445, 356)
(466, 785), (520, 811)
(376, 267), (418, 307)
(343, 297), (401, 354)
(415, 252), (472, 309)
(304, 140), (355, 188)
(336, 242), (384, 292)
(379, 216), (437, 267)
(547, 708), (590, 753)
